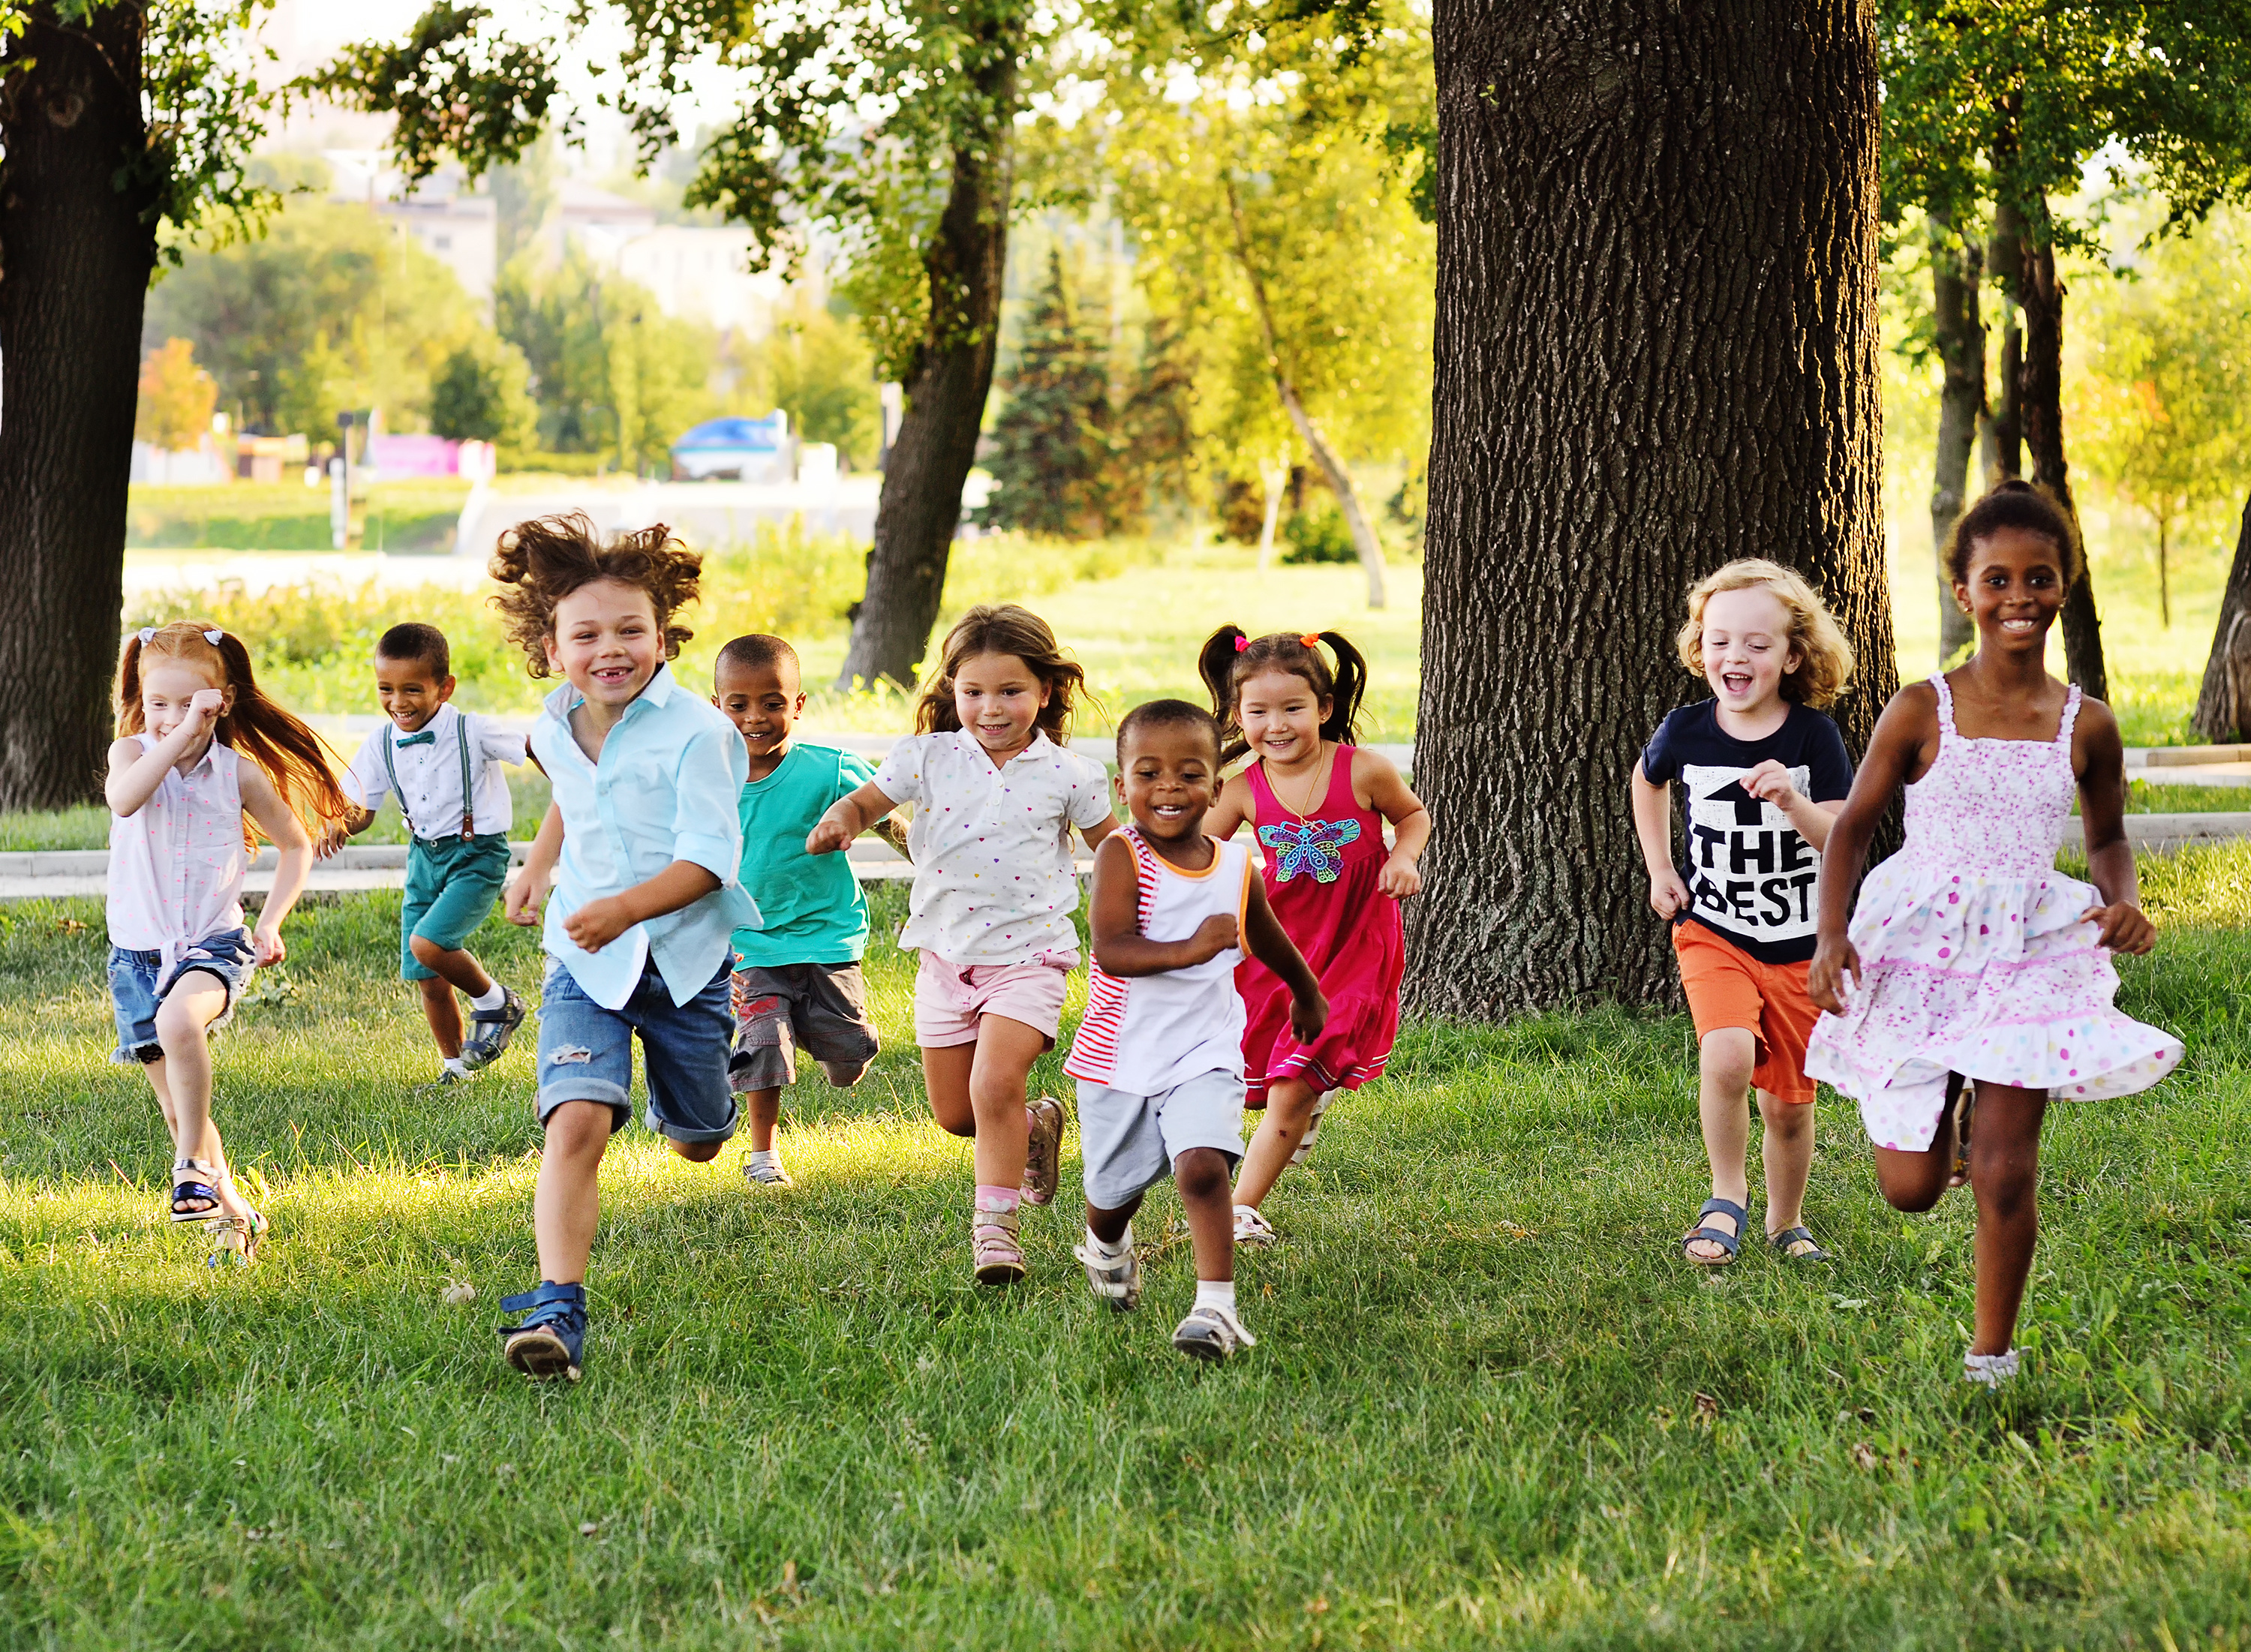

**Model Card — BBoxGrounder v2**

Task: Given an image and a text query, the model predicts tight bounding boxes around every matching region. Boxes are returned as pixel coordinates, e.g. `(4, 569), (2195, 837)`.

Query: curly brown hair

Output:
(913, 605), (1093, 743)
(488, 513), (702, 678)
(1673, 559), (1855, 709)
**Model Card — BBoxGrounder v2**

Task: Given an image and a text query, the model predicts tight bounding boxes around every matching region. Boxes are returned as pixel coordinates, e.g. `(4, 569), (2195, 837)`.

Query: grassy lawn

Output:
(1, 849), (2244, 1647)
(129, 482), (474, 556)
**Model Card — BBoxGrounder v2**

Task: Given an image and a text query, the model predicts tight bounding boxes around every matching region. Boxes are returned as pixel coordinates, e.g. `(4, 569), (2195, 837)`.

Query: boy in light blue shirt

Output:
(489, 515), (760, 1382)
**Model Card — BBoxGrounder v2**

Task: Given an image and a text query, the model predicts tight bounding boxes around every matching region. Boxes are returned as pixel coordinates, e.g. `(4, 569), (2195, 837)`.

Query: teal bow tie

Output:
(395, 729), (437, 748)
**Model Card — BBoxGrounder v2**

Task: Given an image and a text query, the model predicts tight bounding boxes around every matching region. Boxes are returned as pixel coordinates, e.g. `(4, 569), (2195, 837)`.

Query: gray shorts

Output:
(729, 962), (881, 1093)
(1076, 1070), (1246, 1211)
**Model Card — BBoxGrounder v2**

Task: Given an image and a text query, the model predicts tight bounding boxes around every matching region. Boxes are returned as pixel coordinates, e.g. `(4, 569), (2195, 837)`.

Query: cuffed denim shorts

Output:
(107, 929), (256, 1065)
(535, 955), (738, 1144)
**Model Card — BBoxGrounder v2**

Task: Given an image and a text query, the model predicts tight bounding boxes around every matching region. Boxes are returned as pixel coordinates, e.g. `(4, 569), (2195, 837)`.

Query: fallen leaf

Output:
(1693, 1392), (1721, 1421)
(579, 1522), (601, 1536)
(1306, 1597), (1330, 1615)
(1852, 1442), (1880, 1471)
(55, 917), (85, 933)
(782, 1559), (801, 1599)
(441, 1281), (476, 1305)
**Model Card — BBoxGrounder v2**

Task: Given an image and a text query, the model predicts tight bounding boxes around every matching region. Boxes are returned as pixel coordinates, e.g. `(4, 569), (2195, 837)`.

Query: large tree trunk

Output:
(1928, 212), (1982, 667)
(0, 5), (160, 809)
(2192, 492), (2251, 742)
(1411, 0), (1892, 1018)
(835, 65), (1016, 692)
(2018, 223), (2108, 701)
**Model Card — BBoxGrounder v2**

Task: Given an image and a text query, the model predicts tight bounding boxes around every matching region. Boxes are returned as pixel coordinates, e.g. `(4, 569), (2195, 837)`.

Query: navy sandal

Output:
(1767, 1225), (1834, 1264)
(170, 1158), (223, 1223)
(497, 1281), (587, 1382)
(1681, 1197), (1746, 1266)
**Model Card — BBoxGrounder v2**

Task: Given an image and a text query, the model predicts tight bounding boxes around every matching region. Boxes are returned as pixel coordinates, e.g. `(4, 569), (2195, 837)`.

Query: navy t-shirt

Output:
(1639, 700), (1853, 964)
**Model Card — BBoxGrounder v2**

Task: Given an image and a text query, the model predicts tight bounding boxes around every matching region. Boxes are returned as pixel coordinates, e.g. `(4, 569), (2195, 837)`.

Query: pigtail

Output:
(1315, 630), (1368, 747)
(1198, 625), (1251, 764)
(212, 632), (352, 843)
(113, 632), (149, 736)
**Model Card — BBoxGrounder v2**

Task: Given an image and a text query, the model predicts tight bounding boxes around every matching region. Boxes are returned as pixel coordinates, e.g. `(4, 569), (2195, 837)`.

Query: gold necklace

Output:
(1271, 742), (1333, 822)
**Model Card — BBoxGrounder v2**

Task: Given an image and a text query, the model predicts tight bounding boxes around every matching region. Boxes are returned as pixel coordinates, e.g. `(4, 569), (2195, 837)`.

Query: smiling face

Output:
(713, 655), (804, 766)
(546, 578), (663, 710)
(1698, 586), (1802, 716)
(952, 651), (1049, 759)
(374, 653), (455, 732)
(1955, 524), (2066, 657)
(1117, 719), (1221, 846)
(141, 658), (230, 748)
(1236, 667), (1329, 769)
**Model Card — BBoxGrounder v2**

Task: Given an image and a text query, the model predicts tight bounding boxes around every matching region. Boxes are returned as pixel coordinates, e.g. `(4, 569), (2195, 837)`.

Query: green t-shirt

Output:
(730, 742), (877, 967)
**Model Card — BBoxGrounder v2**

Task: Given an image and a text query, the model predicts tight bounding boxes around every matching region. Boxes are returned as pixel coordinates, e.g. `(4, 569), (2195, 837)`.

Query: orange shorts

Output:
(1672, 921), (1819, 1104)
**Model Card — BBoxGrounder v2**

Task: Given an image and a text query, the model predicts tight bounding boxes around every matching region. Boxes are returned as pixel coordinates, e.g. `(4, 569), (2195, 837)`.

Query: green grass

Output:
(1, 852), (2244, 1647)
(0, 773), (556, 853)
(128, 482), (473, 555)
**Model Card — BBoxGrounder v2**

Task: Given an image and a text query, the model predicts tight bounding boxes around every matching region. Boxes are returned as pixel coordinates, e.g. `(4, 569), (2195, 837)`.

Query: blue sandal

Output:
(498, 1281), (587, 1382)
(170, 1158), (224, 1223)
(1768, 1225), (1835, 1264)
(1681, 1197), (1746, 1266)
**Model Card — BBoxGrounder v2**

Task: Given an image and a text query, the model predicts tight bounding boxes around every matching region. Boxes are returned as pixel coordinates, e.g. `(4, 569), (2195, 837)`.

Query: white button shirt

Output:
(343, 703), (525, 840)
(873, 729), (1112, 964)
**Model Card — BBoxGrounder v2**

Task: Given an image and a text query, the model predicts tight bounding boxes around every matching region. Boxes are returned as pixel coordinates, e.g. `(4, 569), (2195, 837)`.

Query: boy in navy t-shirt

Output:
(1630, 560), (1856, 1269)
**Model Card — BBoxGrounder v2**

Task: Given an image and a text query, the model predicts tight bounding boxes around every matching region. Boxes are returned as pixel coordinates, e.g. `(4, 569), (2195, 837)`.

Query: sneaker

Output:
(1172, 1302), (1258, 1362)
(1021, 1095), (1065, 1206)
(497, 1281), (587, 1381)
(461, 987), (527, 1071)
(1289, 1090), (1334, 1165)
(1232, 1204), (1278, 1248)
(742, 1153), (794, 1188)
(420, 1066), (469, 1091)
(1963, 1348), (2020, 1388)
(1073, 1236), (1141, 1311)
(972, 1203), (1026, 1285)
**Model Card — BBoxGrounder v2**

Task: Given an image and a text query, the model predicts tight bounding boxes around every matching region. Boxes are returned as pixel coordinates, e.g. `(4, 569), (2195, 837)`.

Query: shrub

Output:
(1281, 503), (1358, 565)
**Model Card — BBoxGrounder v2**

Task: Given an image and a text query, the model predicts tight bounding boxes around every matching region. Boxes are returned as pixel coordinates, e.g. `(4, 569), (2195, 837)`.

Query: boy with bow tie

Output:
(337, 623), (530, 1083)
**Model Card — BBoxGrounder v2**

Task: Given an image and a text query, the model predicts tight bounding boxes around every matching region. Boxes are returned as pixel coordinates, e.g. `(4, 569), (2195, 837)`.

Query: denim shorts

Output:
(107, 929), (256, 1065)
(535, 954), (738, 1144)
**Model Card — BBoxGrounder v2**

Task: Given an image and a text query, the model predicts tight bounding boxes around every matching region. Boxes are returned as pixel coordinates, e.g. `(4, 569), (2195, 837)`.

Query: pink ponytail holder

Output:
(1232, 635), (1249, 653)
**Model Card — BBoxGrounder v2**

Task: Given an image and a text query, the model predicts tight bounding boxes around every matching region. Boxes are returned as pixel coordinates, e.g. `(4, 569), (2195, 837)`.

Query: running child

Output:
(105, 622), (352, 1263)
(712, 632), (898, 1188)
(1067, 699), (1326, 1360)
(1807, 482), (2181, 1386)
(335, 623), (529, 1086)
(807, 604), (1117, 1284)
(1630, 560), (1856, 1267)
(491, 515), (761, 1380)
(1196, 628), (1429, 1248)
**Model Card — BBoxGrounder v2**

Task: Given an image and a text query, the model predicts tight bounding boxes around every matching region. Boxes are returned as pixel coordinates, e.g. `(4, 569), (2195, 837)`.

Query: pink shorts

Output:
(914, 951), (1077, 1048)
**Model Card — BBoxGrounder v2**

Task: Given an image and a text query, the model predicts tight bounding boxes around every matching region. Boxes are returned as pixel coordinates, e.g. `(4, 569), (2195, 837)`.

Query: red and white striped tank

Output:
(1064, 828), (1252, 1095)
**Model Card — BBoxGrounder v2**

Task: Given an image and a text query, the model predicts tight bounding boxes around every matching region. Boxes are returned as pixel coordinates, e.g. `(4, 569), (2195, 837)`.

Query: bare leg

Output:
(152, 979), (251, 1221)
(1967, 1083), (2046, 1356)
(921, 1016), (1047, 1189)
(410, 939), (493, 1061)
(1175, 1147), (1236, 1282)
(417, 977), (464, 1059)
(1684, 1028), (1756, 1260)
(533, 1101), (614, 1284)
(1759, 1088), (1816, 1240)
(1086, 1191), (1144, 1246)
(1232, 1077), (1321, 1209)
(742, 1086), (783, 1152)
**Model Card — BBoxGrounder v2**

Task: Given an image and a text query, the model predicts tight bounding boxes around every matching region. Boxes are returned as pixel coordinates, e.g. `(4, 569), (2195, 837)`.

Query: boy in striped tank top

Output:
(1066, 701), (1325, 1360)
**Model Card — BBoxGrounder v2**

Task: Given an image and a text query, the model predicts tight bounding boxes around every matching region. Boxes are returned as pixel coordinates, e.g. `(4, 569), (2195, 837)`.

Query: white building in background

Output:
(325, 150), (499, 302)
(551, 183), (807, 343)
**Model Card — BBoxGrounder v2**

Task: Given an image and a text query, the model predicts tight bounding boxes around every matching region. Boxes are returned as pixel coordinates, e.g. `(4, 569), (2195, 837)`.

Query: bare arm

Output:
(104, 692), (224, 816)
(1079, 813), (1120, 853)
(564, 861), (723, 952)
(505, 803), (564, 927)
(1355, 749), (1429, 897)
(1086, 835), (1237, 976)
(2073, 701), (2156, 954)
(1807, 687), (1934, 1011)
(1740, 758), (1844, 852)
(1242, 873), (1327, 1044)
(238, 762), (313, 965)
(1203, 773), (1252, 843)
(1630, 762), (1691, 920)
(809, 780), (902, 855)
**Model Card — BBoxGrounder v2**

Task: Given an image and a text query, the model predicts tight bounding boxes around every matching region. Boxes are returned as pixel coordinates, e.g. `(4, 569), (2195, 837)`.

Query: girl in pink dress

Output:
(1807, 482), (2182, 1387)
(1198, 629), (1430, 1247)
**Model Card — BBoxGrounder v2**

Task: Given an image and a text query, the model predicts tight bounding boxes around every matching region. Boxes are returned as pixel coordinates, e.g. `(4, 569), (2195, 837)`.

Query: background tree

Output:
(978, 251), (1119, 537)
(134, 338), (218, 453)
(429, 334), (539, 452)
(0, 0), (275, 809)
(1409, 0), (1891, 1017)
(752, 299), (882, 469)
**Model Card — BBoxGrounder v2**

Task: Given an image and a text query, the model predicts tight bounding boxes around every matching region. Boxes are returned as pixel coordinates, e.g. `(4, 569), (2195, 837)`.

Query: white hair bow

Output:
(137, 626), (225, 645)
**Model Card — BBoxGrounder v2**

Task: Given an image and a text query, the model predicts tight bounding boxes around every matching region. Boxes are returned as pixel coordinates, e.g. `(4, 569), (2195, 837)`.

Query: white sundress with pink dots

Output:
(1805, 673), (2183, 1152)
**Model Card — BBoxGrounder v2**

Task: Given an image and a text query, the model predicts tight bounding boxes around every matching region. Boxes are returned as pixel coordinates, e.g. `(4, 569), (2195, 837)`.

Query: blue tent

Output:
(671, 410), (791, 481)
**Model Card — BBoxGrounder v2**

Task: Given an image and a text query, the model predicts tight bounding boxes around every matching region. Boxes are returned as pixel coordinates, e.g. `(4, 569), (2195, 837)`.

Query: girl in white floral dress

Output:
(1807, 482), (2182, 1387)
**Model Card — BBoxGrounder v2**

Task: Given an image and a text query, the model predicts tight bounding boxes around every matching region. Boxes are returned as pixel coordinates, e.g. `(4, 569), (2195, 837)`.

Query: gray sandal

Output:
(1768, 1225), (1834, 1263)
(1681, 1197), (1746, 1265)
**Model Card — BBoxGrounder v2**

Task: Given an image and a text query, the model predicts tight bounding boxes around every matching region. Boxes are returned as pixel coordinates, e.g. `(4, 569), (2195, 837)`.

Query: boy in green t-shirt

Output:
(712, 635), (900, 1187)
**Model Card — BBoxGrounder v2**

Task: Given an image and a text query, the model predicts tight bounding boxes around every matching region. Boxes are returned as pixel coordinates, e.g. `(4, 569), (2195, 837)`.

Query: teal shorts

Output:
(401, 833), (512, 980)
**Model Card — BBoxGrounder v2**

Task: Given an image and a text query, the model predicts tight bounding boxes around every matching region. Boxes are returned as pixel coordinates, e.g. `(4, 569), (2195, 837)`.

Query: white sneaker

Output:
(1072, 1237), (1141, 1311)
(1289, 1090), (1335, 1164)
(1963, 1348), (2020, 1387)
(1172, 1302), (1258, 1361)
(742, 1153), (793, 1188)
(1232, 1204), (1278, 1248)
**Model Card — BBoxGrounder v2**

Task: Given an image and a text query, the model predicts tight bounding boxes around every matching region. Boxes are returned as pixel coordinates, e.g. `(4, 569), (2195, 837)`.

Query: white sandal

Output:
(1963, 1348), (2020, 1387)
(1231, 1204), (1278, 1248)
(1172, 1302), (1258, 1361)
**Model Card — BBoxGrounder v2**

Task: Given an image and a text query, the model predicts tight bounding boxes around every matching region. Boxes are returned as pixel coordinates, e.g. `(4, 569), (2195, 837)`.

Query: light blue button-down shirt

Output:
(532, 662), (760, 1010)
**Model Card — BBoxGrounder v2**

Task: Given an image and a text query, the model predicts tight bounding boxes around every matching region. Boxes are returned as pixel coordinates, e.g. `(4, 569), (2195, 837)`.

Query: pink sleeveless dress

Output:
(1805, 674), (2183, 1151)
(1235, 745), (1404, 1107)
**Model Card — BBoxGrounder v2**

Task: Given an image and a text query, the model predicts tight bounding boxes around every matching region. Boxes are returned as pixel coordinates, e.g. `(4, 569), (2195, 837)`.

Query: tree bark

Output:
(2193, 492), (2251, 742)
(1984, 201), (2023, 485)
(1412, 0), (1892, 1018)
(1222, 173), (1387, 608)
(835, 64), (1016, 691)
(2018, 224), (2108, 701)
(1928, 212), (1982, 666)
(0, 5), (160, 809)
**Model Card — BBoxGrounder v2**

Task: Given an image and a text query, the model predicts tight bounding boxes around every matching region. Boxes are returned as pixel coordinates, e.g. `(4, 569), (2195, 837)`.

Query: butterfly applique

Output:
(1258, 817), (1362, 884)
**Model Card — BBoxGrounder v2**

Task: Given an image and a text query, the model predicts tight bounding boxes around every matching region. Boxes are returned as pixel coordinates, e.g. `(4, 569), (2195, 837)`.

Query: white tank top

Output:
(1065, 829), (1252, 1095)
(107, 734), (248, 966)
